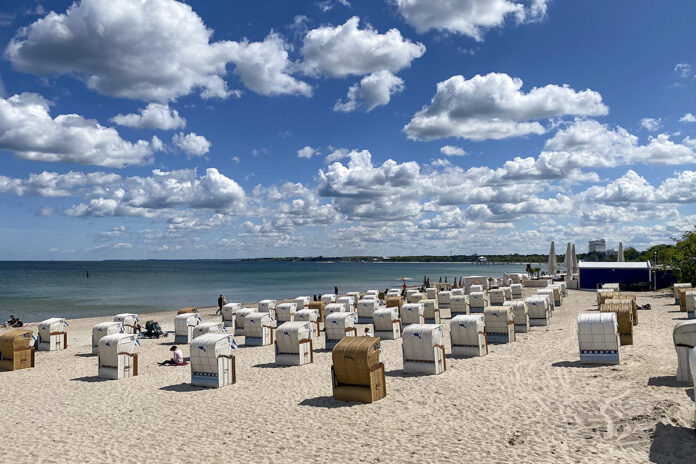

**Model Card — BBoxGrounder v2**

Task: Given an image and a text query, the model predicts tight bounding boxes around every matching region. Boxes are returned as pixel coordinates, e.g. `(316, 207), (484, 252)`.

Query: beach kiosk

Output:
(37, 318), (68, 351)
(190, 333), (236, 388)
(92, 321), (122, 354)
(275, 321), (313, 366)
(0, 329), (35, 371)
(98, 333), (138, 380)
(331, 337), (386, 403)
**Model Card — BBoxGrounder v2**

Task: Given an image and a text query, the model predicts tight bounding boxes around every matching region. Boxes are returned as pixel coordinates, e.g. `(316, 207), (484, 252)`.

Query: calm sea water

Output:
(0, 260), (530, 322)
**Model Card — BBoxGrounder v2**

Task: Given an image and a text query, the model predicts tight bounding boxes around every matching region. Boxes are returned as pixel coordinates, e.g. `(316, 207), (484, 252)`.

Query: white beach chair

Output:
(321, 294), (336, 304)
(469, 291), (487, 313)
(244, 312), (276, 346)
(336, 296), (355, 313)
(504, 301), (529, 333)
(469, 284), (484, 294)
(422, 299), (440, 324)
(98, 333), (138, 380)
(275, 321), (313, 366)
(294, 309), (320, 337)
(324, 312), (357, 350)
(294, 296), (311, 310)
(373, 306), (401, 340)
(437, 291), (452, 309)
(426, 288), (438, 299)
(577, 312), (620, 365)
(489, 288), (506, 306)
(192, 321), (226, 339)
(451, 288), (465, 296)
(92, 321), (122, 355)
(401, 303), (425, 328)
(234, 308), (257, 337)
(526, 295), (551, 326)
(537, 289), (556, 312)
(510, 284), (523, 300)
(501, 286), (512, 301)
(276, 302), (298, 324)
(450, 295), (469, 317)
(174, 313), (201, 344)
(191, 333), (236, 388)
(258, 299), (277, 319)
(357, 299), (379, 323)
(673, 320), (696, 383)
(325, 303), (347, 317)
(37, 318), (69, 351)
(484, 307), (515, 344)
(402, 324), (447, 375)
(113, 313), (139, 335)
(407, 292), (426, 303)
(450, 314), (487, 358)
(221, 303), (242, 330)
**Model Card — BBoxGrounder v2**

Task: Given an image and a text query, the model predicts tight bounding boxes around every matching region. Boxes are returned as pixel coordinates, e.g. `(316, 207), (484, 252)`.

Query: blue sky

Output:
(1, 0), (696, 259)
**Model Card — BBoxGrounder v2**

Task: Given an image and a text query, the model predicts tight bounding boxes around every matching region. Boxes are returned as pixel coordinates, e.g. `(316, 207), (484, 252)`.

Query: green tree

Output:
(674, 229), (696, 284)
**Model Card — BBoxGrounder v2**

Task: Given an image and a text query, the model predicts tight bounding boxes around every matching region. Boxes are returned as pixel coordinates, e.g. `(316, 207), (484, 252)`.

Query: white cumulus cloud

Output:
(297, 146), (319, 159)
(171, 132), (211, 157)
(110, 103), (186, 130)
(334, 71), (404, 112)
(440, 145), (467, 156)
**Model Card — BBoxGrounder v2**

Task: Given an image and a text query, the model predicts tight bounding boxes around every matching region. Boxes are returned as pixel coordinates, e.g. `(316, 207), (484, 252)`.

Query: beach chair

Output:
(387, 289), (402, 299)
(221, 303), (242, 329)
(673, 320), (696, 383)
(402, 324), (447, 375)
(599, 303), (633, 345)
(258, 299), (277, 319)
(275, 321), (313, 366)
(510, 284), (523, 300)
(558, 282), (568, 297)
(98, 333), (138, 380)
(37, 318), (68, 351)
(422, 299), (440, 324)
(294, 296), (311, 310)
(437, 290), (452, 309)
(325, 303), (347, 318)
(308, 301), (327, 331)
(469, 284), (484, 294)
(597, 288), (619, 306)
(294, 309), (320, 337)
(331, 337), (386, 403)
(0, 329), (35, 371)
(177, 307), (199, 315)
(691, 348), (696, 426)
(373, 306), (401, 340)
(426, 288), (438, 299)
(484, 307), (515, 344)
(451, 288), (465, 296)
(174, 313), (201, 344)
(386, 296), (404, 316)
(489, 288), (506, 306)
(192, 321), (226, 339)
(357, 299), (379, 324)
(365, 290), (379, 298)
(276, 302), (298, 324)
(336, 296), (355, 313)
(602, 283), (620, 291)
(346, 292), (362, 304)
(684, 291), (696, 319)
(113, 313), (139, 335)
(401, 303), (425, 329)
(577, 312), (620, 365)
(92, 321), (122, 354)
(526, 295), (551, 326)
(324, 312), (357, 350)
(605, 296), (639, 325)
(450, 295), (469, 317)
(505, 301), (529, 333)
(501, 286), (512, 301)
(234, 307), (257, 337)
(469, 291), (487, 313)
(450, 315), (487, 357)
(407, 292), (425, 303)
(674, 283), (692, 304)
(321, 294), (336, 304)
(190, 333), (236, 388)
(549, 285), (563, 307)
(244, 312), (275, 346)
(537, 289), (556, 312)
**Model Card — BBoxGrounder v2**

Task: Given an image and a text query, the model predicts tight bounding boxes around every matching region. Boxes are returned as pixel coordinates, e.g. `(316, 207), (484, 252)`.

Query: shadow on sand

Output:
(70, 375), (104, 383)
(551, 360), (595, 369)
(74, 353), (96, 358)
(159, 383), (204, 392)
(253, 362), (291, 369)
(648, 422), (696, 464)
(299, 396), (357, 409)
(648, 376), (687, 388)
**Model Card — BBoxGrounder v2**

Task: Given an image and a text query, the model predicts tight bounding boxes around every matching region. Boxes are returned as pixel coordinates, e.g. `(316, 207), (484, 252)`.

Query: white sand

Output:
(1, 289), (695, 463)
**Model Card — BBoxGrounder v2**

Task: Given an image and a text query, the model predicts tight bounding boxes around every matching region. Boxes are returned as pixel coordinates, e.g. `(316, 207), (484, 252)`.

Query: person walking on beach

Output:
(334, 285), (338, 296)
(216, 294), (224, 315)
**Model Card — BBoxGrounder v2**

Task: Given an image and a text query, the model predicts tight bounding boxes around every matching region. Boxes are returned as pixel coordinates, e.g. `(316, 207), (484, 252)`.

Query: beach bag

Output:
(145, 321), (164, 338)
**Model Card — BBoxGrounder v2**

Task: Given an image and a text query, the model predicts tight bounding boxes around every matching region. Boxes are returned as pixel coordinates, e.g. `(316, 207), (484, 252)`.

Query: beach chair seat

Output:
(174, 313), (201, 344)
(489, 288), (506, 306)
(294, 297), (311, 310)
(450, 295), (469, 317)
(673, 320), (696, 383)
(537, 289), (556, 312)
(192, 321), (226, 339)
(504, 301), (529, 333)
(469, 284), (485, 294)
(373, 307), (401, 340)
(674, 283), (692, 305)
(402, 324), (446, 375)
(92, 322), (122, 355)
(401, 303), (425, 328)
(602, 283), (620, 291)
(407, 292), (425, 303)
(577, 312), (620, 365)
(114, 313), (139, 335)
(597, 288), (620, 306)
(321, 294), (336, 304)
(605, 296), (639, 325)
(0, 329), (35, 371)
(599, 303), (633, 345)
(526, 295), (551, 326)
(258, 299), (277, 319)
(221, 303), (242, 330)
(451, 288), (465, 296)
(244, 312), (275, 346)
(98, 334), (138, 380)
(276, 302), (298, 324)
(325, 312), (358, 350)
(190, 333), (236, 388)
(426, 287), (438, 299)
(450, 315), (487, 358)
(558, 282), (568, 297)
(484, 307), (515, 344)
(386, 296), (404, 316)
(510, 284), (523, 300)
(357, 299), (379, 324)
(234, 308), (257, 337)
(336, 296), (355, 313)
(501, 286), (512, 300)
(331, 337), (385, 403)
(275, 321), (313, 366)
(421, 299), (440, 324)
(37, 318), (68, 351)
(325, 303), (347, 318)
(469, 291), (488, 313)
(437, 291), (452, 309)
(294, 309), (320, 337)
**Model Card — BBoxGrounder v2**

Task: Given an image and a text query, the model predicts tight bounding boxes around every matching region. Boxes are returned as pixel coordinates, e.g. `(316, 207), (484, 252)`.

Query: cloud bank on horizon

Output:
(0, 0), (695, 259)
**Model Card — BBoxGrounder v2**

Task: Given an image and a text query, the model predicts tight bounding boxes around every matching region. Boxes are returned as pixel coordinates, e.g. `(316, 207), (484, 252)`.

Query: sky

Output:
(1, 0), (696, 260)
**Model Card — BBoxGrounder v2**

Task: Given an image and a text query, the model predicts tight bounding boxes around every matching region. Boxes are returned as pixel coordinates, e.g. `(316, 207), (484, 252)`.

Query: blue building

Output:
(578, 262), (652, 290)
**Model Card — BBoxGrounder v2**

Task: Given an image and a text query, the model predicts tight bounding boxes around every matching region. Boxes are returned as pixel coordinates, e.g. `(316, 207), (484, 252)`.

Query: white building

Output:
(588, 239), (607, 253)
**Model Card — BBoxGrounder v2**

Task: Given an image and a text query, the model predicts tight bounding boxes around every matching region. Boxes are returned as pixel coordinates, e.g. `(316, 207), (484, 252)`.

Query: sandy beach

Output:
(1, 289), (695, 463)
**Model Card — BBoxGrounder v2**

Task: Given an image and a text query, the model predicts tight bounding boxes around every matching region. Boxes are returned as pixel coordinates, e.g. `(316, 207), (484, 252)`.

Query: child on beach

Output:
(159, 346), (186, 366)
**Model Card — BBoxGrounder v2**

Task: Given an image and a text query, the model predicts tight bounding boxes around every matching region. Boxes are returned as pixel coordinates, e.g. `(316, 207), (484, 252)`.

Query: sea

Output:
(0, 260), (531, 322)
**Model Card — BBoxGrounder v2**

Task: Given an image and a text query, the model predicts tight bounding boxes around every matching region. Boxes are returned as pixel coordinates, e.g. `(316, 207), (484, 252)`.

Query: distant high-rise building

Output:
(589, 239), (607, 253)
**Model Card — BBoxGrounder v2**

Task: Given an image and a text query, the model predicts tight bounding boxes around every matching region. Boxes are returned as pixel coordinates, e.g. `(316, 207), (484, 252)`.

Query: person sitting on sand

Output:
(364, 327), (372, 337)
(159, 346), (185, 366)
(5, 315), (23, 327)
